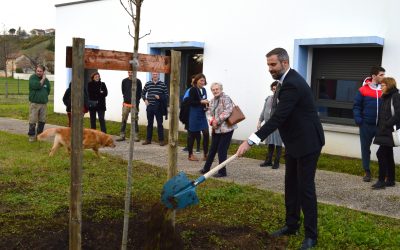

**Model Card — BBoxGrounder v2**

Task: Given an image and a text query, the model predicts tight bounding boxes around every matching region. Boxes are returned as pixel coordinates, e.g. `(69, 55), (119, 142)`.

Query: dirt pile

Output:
(0, 200), (288, 249)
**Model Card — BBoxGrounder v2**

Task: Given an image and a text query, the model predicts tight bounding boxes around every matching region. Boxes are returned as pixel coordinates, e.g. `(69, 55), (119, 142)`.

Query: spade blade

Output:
(161, 171), (199, 209)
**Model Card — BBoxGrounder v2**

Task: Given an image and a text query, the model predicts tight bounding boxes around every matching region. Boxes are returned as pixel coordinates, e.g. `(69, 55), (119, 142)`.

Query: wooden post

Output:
(70, 37), (85, 250)
(167, 50), (181, 225)
(168, 50), (181, 180)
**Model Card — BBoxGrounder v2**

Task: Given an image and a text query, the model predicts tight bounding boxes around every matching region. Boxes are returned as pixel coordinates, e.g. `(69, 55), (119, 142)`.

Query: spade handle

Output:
(203, 154), (238, 180)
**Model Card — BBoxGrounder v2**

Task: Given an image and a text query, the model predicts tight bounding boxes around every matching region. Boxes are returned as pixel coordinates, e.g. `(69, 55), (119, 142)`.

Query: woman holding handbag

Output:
(199, 82), (237, 177)
(187, 73), (210, 161)
(87, 72), (108, 133)
(372, 77), (400, 189)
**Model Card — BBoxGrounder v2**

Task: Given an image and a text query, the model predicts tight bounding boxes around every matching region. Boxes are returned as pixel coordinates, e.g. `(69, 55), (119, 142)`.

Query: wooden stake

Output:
(166, 50), (181, 226)
(70, 37), (85, 250)
(168, 50), (181, 180)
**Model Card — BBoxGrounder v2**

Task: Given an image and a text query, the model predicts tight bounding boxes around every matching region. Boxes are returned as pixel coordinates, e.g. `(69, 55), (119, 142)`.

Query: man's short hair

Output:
(370, 66), (385, 76)
(266, 48), (290, 63)
(36, 65), (46, 71)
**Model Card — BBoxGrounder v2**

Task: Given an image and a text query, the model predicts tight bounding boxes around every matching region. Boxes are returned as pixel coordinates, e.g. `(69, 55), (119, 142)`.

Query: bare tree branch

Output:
(127, 25), (134, 39)
(139, 29), (151, 40)
(119, 0), (134, 18)
(129, 0), (135, 21)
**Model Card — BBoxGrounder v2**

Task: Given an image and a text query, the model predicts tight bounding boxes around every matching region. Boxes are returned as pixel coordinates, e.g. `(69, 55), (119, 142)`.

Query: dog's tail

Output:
(37, 128), (60, 141)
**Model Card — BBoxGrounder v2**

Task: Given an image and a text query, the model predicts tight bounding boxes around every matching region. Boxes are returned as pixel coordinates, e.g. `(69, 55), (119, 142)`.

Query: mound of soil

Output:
(0, 201), (288, 249)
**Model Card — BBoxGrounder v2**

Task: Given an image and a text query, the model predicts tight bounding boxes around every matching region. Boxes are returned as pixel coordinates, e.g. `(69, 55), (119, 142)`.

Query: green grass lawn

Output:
(0, 77), (54, 95)
(1, 94), (397, 181)
(0, 131), (399, 249)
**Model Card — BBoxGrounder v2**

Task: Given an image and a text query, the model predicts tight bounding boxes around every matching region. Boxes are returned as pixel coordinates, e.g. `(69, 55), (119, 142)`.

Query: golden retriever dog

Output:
(37, 127), (116, 157)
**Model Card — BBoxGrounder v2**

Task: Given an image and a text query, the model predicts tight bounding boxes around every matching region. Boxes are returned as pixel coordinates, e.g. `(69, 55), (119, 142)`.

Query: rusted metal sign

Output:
(66, 47), (171, 73)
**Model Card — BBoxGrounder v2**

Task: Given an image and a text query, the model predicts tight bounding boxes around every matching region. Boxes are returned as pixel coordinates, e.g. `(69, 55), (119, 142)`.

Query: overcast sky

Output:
(0, 0), (65, 33)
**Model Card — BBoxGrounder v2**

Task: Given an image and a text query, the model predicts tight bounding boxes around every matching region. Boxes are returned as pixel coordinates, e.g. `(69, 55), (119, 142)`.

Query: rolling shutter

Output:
(311, 47), (383, 125)
(312, 47), (383, 80)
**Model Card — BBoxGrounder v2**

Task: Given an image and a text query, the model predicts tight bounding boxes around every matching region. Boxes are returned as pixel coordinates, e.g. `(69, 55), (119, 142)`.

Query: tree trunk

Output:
(121, 1), (142, 250)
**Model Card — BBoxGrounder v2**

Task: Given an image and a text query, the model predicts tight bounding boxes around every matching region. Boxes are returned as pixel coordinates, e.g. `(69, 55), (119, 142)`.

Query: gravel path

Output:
(1, 117), (399, 219)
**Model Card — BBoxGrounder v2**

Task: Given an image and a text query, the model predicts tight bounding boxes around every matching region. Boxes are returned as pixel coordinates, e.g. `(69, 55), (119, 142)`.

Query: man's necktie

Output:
(270, 82), (282, 116)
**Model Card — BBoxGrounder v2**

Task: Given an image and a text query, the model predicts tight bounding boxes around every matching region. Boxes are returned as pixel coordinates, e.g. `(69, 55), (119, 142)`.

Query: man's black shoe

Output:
(142, 140), (151, 145)
(385, 181), (395, 187)
(272, 163), (280, 169)
(363, 172), (371, 182)
(299, 238), (317, 250)
(199, 169), (207, 174)
(213, 173), (227, 178)
(259, 161), (272, 167)
(372, 181), (386, 189)
(270, 226), (298, 237)
(116, 137), (125, 142)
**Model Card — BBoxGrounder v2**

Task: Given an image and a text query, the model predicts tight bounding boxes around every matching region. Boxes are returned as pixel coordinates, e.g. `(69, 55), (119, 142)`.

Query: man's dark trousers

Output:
(359, 123), (377, 172)
(146, 105), (164, 142)
(285, 149), (321, 240)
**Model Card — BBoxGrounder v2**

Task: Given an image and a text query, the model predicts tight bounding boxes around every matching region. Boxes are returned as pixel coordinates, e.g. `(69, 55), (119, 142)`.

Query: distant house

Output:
(5, 53), (20, 75)
(6, 54), (35, 74)
(30, 29), (45, 36)
(45, 28), (55, 36)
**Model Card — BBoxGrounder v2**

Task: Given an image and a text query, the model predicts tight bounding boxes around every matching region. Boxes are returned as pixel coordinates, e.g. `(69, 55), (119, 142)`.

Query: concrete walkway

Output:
(1, 117), (399, 219)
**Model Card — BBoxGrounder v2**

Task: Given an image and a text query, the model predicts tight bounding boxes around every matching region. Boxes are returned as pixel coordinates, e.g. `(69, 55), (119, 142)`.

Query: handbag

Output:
(392, 126), (400, 147)
(390, 95), (400, 146)
(227, 103), (245, 126)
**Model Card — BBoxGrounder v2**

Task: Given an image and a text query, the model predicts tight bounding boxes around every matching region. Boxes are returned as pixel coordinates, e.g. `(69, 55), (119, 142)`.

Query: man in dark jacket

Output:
(141, 72), (168, 146)
(28, 65), (51, 142)
(237, 48), (325, 250)
(353, 66), (384, 182)
(116, 71), (142, 141)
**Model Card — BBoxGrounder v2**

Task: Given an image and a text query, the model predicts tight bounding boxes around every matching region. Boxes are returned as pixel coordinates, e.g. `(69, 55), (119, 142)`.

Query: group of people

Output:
(72, 71), (168, 146)
(61, 71), (111, 134)
(26, 47), (398, 250)
(353, 66), (399, 189)
(180, 73), (238, 177)
(29, 66), (170, 147)
(178, 71), (283, 178)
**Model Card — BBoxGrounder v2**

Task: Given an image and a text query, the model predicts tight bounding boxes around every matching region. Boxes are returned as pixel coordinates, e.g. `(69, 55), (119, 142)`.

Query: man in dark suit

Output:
(237, 48), (325, 250)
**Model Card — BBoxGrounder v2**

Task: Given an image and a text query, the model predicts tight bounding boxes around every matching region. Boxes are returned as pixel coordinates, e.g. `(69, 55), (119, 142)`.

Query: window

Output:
(311, 47), (382, 125)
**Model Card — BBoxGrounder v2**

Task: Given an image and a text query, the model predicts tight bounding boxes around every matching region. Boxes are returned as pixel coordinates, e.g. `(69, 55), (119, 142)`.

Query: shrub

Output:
(46, 38), (55, 52)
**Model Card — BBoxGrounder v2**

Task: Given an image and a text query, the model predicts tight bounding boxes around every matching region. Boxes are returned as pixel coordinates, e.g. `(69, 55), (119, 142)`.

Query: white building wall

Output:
(55, 0), (400, 162)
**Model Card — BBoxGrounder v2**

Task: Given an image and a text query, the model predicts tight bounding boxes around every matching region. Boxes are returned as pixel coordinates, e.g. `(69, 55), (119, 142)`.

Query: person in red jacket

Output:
(353, 66), (385, 182)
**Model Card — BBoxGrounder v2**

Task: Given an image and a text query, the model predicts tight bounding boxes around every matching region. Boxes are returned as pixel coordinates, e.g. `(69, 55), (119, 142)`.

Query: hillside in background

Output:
(0, 35), (55, 74)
